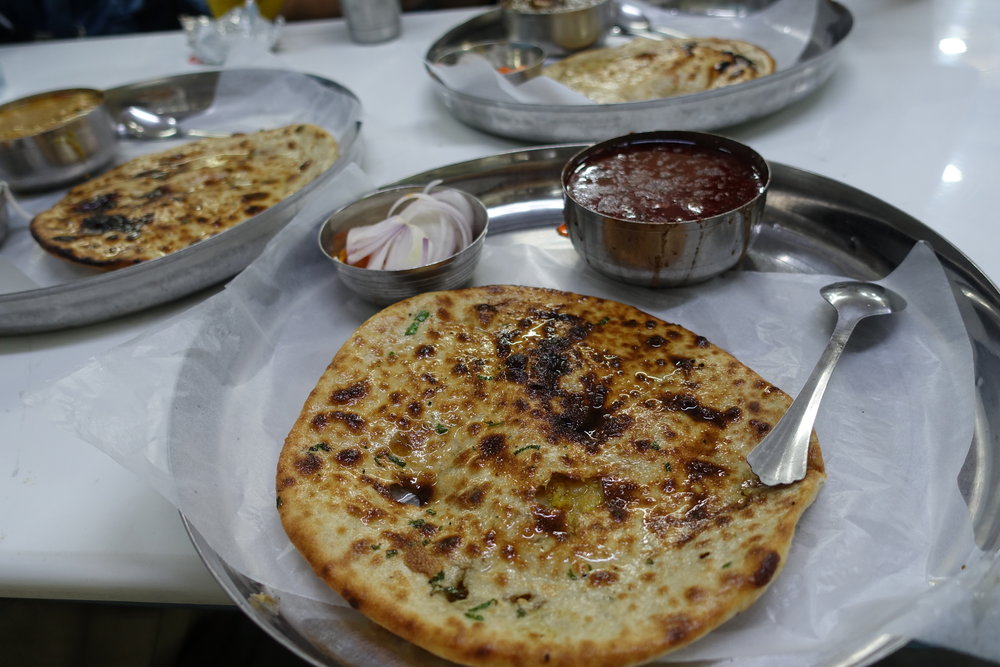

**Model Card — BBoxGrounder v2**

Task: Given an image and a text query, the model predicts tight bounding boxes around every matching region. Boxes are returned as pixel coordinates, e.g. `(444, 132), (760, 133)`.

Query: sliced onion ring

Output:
(345, 183), (477, 271)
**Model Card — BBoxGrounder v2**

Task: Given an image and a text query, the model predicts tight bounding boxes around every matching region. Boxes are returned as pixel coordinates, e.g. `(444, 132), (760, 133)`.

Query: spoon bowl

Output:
(746, 280), (906, 486)
(118, 106), (230, 140)
(822, 280), (906, 315)
(612, 2), (688, 39)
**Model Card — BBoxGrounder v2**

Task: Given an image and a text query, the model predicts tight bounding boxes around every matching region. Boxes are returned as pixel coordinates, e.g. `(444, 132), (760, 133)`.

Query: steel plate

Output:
(424, 1), (852, 142)
(0, 69), (362, 335)
(181, 145), (1000, 666)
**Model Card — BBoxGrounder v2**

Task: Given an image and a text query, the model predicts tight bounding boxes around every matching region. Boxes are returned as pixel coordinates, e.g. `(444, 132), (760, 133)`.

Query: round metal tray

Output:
(182, 144), (1000, 666)
(424, 1), (852, 142)
(0, 69), (362, 336)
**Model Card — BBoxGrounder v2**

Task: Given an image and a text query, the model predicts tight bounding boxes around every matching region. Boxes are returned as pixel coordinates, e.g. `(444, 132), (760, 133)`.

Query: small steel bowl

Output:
(428, 40), (546, 85)
(501, 0), (613, 55)
(319, 185), (490, 305)
(561, 130), (771, 287)
(0, 87), (118, 193)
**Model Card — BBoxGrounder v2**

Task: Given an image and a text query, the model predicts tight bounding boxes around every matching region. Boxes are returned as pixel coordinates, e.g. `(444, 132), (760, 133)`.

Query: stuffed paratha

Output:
(543, 37), (776, 103)
(277, 285), (823, 666)
(30, 123), (338, 269)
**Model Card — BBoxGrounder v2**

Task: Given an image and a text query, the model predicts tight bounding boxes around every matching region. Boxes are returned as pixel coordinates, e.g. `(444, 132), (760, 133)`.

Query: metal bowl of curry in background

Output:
(561, 130), (771, 287)
(319, 185), (490, 305)
(0, 87), (118, 192)
(501, 0), (613, 55)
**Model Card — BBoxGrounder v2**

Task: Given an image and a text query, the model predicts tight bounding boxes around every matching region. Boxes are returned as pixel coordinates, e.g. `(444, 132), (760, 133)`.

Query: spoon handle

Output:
(184, 129), (232, 139)
(746, 313), (861, 485)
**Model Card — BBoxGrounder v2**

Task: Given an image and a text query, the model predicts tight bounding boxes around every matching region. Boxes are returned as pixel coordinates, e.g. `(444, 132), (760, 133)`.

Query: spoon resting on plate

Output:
(746, 280), (907, 486)
(118, 106), (231, 140)
(612, 2), (688, 40)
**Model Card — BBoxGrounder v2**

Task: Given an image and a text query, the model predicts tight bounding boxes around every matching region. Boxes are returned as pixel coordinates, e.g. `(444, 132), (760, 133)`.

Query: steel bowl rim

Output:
(0, 87), (109, 143)
(500, 0), (612, 18)
(561, 130), (772, 226)
(501, 0), (613, 54)
(318, 184), (491, 276)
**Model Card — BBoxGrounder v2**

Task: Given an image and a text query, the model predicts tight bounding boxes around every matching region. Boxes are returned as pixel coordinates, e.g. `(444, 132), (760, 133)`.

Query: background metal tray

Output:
(0, 69), (362, 336)
(425, 1), (852, 142)
(182, 145), (1000, 666)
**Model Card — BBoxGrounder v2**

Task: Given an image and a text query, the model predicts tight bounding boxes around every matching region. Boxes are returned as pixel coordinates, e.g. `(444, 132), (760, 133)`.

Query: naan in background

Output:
(544, 37), (776, 103)
(31, 123), (339, 269)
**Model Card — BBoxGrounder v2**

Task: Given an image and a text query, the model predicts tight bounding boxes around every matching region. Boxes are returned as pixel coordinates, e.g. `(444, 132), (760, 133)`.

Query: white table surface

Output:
(0, 0), (997, 607)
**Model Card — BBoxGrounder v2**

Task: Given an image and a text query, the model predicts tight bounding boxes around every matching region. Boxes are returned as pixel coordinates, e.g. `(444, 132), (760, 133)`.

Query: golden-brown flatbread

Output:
(277, 285), (823, 666)
(543, 37), (776, 103)
(30, 123), (338, 269)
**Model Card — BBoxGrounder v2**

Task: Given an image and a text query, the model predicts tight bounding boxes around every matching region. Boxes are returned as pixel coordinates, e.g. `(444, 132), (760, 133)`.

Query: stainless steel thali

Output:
(181, 145), (1000, 667)
(425, 1), (852, 142)
(0, 69), (362, 336)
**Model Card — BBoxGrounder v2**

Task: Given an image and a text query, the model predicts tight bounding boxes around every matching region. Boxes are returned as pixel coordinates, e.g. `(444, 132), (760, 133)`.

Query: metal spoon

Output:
(612, 2), (688, 40)
(118, 106), (231, 140)
(746, 281), (907, 486)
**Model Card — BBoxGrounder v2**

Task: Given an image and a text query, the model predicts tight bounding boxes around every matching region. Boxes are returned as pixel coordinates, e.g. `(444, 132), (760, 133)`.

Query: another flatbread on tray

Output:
(277, 285), (823, 667)
(30, 123), (339, 270)
(543, 37), (776, 103)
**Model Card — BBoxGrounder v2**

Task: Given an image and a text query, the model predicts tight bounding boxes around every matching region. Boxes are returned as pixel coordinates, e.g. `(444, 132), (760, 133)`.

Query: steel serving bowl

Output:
(427, 40), (546, 85)
(0, 87), (118, 192)
(319, 185), (489, 305)
(501, 0), (613, 55)
(561, 130), (770, 287)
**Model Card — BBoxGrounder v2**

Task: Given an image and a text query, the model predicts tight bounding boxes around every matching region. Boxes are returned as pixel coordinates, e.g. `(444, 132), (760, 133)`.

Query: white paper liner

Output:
(0, 67), (359, 295)
(430, 54), (594, 105)
(26, 194), (1000, 663)
(431, 0), (817, 106)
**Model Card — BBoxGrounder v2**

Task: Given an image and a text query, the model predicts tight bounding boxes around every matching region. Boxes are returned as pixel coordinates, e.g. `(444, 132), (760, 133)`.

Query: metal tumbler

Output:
(342, 0), (402, 44)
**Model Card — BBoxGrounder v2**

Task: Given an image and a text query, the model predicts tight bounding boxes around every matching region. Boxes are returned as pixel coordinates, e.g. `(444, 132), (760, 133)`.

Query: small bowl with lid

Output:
(0, 87), (118, 192)
(561, 130), (771, 287)
(319, 184), (490, 305)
